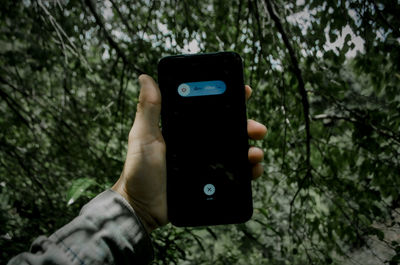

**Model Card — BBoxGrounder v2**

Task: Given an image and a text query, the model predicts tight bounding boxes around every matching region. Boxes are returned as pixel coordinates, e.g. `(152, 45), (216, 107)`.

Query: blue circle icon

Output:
(178, 84), (190, 96)
(204, 184), (215, 196)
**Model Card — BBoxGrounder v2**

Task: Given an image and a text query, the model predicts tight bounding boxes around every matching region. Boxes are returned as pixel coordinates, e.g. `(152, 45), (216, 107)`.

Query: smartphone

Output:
(158, 52), (252, 226)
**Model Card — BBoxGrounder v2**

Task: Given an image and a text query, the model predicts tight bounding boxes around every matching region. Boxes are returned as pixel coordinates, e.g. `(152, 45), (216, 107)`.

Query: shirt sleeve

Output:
(8, 189), (154, 265)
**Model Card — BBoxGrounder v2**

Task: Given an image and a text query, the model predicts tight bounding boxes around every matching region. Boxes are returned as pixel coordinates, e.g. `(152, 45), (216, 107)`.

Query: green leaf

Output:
(256, 207), (269, 218)
(66, 178), (97, 206)
(344, 33), (351, 44)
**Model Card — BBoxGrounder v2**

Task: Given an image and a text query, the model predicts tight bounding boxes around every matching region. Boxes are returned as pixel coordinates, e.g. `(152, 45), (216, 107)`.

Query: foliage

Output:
(1, 0), (399, 264)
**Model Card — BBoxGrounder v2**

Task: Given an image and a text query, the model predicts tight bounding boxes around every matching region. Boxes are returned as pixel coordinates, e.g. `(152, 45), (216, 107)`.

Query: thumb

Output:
(132, 74), (162, 138)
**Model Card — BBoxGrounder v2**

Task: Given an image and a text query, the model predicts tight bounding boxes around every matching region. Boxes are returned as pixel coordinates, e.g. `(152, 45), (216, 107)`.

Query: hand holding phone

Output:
(112, 55), (266, 231)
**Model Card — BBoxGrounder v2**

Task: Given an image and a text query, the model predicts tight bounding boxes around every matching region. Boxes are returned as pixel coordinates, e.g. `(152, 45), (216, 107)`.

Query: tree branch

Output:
(83, 0), (144, 75)
(0, 138), (55, 210)
(371, 0), (400, 38)
(313, 113), (400, 145)
(264, 0), (312, 231)
(0, 85), (31, 127)
(264, 0), (311, 169)
(109, 0), (136, 37)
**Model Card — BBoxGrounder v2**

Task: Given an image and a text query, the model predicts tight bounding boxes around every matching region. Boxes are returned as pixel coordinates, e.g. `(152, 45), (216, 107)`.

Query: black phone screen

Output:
(158, 52), (252, 226)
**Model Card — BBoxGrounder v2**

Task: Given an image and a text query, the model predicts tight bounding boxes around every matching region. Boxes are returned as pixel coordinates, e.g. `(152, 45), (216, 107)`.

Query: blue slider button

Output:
(177, 80), (226, 97)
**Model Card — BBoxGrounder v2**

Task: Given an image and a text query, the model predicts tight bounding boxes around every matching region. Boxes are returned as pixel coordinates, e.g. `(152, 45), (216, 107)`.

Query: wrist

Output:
(111, 179), (158, 233)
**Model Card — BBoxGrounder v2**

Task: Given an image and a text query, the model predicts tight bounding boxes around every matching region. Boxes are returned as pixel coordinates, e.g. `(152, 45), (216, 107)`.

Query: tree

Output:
(1, 0), (399, 264)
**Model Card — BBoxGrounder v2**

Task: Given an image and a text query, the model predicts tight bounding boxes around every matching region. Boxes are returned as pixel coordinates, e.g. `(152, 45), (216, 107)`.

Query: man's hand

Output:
(112, 75), (267, 233)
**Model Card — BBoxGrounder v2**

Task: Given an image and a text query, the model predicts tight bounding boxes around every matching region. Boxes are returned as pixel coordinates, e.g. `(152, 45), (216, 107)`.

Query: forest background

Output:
(1, 0), (400, 264)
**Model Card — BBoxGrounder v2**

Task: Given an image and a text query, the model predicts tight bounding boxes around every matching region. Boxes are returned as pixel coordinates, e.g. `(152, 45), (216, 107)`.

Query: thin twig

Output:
(234, 0), (243, 48)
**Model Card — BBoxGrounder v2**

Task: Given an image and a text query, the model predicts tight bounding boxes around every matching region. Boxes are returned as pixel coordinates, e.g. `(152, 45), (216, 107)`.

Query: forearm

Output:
(8, 190), (154, 265)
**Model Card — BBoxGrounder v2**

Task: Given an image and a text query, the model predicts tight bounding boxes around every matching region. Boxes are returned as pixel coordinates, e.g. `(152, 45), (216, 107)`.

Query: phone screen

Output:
(158, 52), (252, 226)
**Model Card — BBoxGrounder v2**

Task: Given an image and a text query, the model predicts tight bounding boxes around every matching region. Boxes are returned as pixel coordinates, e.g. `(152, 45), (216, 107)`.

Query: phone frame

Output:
(158, 52), (253, 226)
